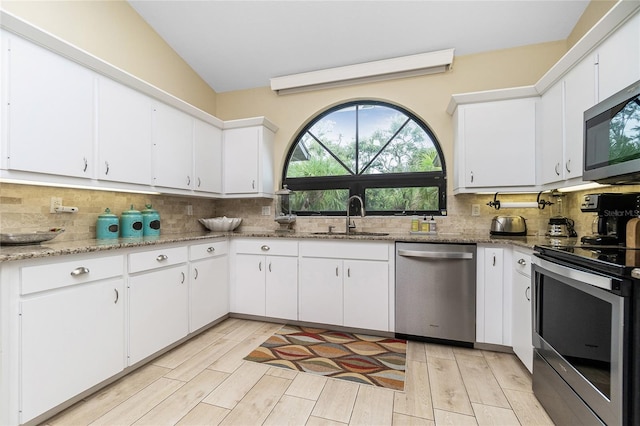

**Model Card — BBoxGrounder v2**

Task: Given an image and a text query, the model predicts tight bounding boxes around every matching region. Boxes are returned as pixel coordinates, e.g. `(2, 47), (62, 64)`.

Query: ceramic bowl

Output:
(198, 217), (242, 232)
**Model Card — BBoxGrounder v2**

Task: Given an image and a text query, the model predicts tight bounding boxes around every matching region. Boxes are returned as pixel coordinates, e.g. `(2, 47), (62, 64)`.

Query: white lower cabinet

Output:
(17, 255), (125, 424)
(476, 245), (512, 346)
(298, 241), (391, 332)
(231, 239), (298, 320)
(189, 240), (229, 332)
(128, 246), (189, 365)
(511, 248), (533, 372)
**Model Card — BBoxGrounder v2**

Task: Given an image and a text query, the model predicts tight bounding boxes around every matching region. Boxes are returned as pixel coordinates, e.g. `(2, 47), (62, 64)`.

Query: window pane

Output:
(357, 105), (406, 173)
(363, 121), (442, 174)
(291, 189), (349, 212)
(286, 133), (351, 177)
(309, 106), (356, 174)
(365, 187), (439, 211)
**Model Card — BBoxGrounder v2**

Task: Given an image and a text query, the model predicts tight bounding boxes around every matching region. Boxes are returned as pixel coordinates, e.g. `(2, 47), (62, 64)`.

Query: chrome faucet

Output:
(346, 195), (365, 233)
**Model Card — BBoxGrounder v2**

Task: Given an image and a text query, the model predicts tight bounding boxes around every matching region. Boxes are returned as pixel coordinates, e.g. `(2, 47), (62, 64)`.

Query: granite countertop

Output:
(0, 230), (557, 263)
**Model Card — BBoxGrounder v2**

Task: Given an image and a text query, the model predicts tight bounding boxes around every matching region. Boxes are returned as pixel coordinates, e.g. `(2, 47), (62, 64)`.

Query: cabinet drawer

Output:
(129, 246), (188, 273)
(234, 239), (298, 256)
(21, 255), (124, 295)
(299, 240), (389, 261)
(190, 240), (228, 261)
(513, 251), (532, 278)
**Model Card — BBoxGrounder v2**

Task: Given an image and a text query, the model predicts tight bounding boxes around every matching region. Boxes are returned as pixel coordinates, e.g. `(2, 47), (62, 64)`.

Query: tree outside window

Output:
(283, 101), (447, 216)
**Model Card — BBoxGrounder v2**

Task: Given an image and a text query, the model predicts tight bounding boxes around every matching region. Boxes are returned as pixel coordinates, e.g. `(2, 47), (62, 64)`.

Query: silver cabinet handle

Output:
(194, 267), (199, 280)
(470, 171), (474, 183)
(397, 250), (473, 260)
(207, 247), (215, 253)
(268, 262), (272, 272)
(156, 254), (168, 262)
(114, 288), (119, 304)
(83, 157), (88, 172)
(70, 266), (90, 277)
(555, 163), (560, 176)
(335, 266), (339, 276)
(566, 159), (571, 173)
(105, 161), (110, 175)
(517, 258), (527, 265)
(259, 261), (262, 271)
(180, 272), (185, 284)
(347, 267), (351, 278)
(198, 177), (201, 187)
(252, 180), (256, 189)
(525, 286), (531, 301)
(261, 245), (270, 251)
(493, 255), (496, 266)
(187, 176), (191, 186)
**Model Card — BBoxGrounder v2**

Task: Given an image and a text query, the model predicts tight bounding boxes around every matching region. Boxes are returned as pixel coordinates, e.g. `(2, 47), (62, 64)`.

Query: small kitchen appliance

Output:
(580, 193), (640, 245)
(490, 215), (527, 236)
(120, 205), (143, 238)
(141, 204), (161, 237)
(546, 217), (577, 238)
(96, 208), (119, 239)
(274, 185), (296, 233)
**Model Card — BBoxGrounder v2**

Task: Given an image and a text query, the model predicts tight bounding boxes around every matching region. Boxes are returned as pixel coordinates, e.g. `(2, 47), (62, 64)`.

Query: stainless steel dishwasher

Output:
(395, 242), (476, 345)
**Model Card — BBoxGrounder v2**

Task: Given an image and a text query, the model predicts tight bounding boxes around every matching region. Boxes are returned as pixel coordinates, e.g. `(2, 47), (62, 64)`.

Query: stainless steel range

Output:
(533, 244), (640, 425)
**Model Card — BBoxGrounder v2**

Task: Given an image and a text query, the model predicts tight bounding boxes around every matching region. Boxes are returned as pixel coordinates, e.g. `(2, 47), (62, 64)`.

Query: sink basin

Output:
(311, 231), (389, 236)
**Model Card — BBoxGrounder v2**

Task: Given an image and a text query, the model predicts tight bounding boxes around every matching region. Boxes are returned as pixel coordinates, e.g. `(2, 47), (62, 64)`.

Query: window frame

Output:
(282, 100), (447, 216)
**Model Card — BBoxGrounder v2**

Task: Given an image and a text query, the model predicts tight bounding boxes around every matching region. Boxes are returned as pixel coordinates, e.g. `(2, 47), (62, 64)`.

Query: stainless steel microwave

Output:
(583, 79), (640, 184)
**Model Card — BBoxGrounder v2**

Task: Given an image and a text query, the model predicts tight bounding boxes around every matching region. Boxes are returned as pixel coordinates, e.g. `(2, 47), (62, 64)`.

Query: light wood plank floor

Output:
(44, 318), (554, 426)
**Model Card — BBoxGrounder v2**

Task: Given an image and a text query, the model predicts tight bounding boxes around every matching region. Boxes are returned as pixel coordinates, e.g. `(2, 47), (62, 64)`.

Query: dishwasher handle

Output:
(397, 249), (474, 260)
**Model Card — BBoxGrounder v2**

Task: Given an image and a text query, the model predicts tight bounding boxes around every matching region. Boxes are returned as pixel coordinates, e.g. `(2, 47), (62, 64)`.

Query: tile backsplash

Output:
(3, 183), (640, 241)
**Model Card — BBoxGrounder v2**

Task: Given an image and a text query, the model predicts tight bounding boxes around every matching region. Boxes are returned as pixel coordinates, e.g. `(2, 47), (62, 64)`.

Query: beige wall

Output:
(567, 0), (617, 48)
(1, 0), (218, 115)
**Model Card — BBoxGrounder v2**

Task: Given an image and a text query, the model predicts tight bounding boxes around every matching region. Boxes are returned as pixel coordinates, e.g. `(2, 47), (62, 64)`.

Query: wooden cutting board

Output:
(626, 217), (640, 248)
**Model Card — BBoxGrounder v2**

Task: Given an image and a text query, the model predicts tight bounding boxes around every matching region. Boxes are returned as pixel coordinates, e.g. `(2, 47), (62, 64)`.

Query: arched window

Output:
(282, 101), (447, 216)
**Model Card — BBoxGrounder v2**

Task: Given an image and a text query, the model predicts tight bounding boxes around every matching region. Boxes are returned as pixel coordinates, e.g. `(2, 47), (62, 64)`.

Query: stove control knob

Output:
(631, 268), (640, 280)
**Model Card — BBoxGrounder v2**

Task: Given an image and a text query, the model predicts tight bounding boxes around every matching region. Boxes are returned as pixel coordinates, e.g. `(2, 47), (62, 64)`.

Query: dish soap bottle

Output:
(428, 216), (437, 234)
(420, 215), (430, 233)
(411, 215), (420, 232)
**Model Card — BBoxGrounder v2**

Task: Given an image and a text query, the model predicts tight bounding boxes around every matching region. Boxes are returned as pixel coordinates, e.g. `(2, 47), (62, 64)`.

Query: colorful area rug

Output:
(244, 325), (407, 390)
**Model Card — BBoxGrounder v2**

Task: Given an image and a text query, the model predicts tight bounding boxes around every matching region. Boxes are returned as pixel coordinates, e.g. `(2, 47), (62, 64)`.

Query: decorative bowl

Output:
(198, 217), (242, 232)
(0, 228), (65, 245)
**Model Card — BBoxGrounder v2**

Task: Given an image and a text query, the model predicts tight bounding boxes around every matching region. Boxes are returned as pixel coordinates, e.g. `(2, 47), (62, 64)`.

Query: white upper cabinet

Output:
(596, 12), (640, 103)
(152, 103), (194, 190)
(2, 31), (94, 178)
(193, 119), (223, 194)
(223, 121), (275, 197)
(537, 83), (564, 185)
(97, 77), (153, 185)
(453, 97), (536, 192)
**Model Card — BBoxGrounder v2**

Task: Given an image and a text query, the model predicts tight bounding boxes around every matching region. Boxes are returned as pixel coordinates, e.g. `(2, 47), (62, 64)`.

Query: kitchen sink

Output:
(311, 231), (389, 236)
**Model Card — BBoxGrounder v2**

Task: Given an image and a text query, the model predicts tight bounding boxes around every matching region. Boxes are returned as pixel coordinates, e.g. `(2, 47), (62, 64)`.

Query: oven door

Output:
(532, 256), (626, 426)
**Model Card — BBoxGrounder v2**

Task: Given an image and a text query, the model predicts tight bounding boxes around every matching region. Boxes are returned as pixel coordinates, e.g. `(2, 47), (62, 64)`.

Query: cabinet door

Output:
(20, 279), (124, 423)
(233, 254), (266, 316)
(97, 77), (152, 185)
(564, 58), (595, 180)
(190, 255), (228, 331)
(512, 254), (533, 373)
(597, 13), (640, 102)
(194, 119), (223, 193)
(224, 127), (259, 194)
(538, 82), (565, 184)
(152, 103), (193, 190)
(298, 258), (343, 326)
(129, 265), (189, 365)
(462, 98), (536, 187)
(265, 256), (298, 321)
(481, 248), (505, 345)
(343, 260), (389, 331)
(6, 33), (94, 178)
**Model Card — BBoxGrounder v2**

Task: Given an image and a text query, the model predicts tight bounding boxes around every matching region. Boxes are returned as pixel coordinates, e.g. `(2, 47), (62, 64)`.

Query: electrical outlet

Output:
(186, 205), (193, 216)
(471, 204), (480, 217)
(50, 197), (62, 213)
(261, 206), (271, 216)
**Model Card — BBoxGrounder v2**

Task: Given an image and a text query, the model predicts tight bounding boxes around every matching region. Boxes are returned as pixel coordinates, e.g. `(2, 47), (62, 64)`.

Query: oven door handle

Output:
(532, 256), (612, 290)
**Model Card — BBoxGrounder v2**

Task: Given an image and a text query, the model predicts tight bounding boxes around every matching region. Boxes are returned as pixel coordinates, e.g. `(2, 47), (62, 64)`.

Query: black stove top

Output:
(535, 243), (640, 278)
